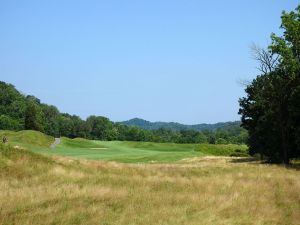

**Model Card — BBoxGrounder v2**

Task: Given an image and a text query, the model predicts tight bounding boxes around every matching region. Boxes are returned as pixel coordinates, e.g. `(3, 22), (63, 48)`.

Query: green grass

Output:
(0, 130), (54, 149)
(0, 130), (248, 163)
(0, 142), (299, 225)
(37, 138), (248, 163)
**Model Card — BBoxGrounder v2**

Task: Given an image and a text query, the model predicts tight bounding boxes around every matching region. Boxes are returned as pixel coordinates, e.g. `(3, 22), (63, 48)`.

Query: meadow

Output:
(0, 130), (299, 225)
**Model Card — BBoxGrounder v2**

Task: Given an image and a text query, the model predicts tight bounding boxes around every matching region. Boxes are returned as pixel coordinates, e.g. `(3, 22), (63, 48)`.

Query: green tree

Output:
(239, 5), (300, 163)
(58, 115), (71, 137)
(41, 104), (60, 136)
(24, 100), (43, 131)
(0, 115), (22, 130)
(86, 116), (115, 140)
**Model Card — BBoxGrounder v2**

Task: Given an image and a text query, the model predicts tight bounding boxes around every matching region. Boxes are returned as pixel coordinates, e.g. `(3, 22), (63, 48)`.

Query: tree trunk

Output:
(281, 128), (290, 164)
(279, 96), (290, 165)
(282, 141), (289, 164)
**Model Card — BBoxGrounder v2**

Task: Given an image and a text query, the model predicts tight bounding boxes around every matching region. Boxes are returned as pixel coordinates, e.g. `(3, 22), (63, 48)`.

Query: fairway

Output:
(2, 2), (300, 224)
(0, 130), (247, 163)
(1, 144), (299, 225)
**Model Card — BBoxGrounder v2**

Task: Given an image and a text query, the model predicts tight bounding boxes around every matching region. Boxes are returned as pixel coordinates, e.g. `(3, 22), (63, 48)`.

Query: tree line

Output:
(121, 118), (242, 132)
(0, 81), (247, 144)
(239, 5), (300, 163)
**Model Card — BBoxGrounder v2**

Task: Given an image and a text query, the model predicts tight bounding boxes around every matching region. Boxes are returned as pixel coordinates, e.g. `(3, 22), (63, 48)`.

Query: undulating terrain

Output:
(0, 130), (299, 225)
(0, 130), (248, 163)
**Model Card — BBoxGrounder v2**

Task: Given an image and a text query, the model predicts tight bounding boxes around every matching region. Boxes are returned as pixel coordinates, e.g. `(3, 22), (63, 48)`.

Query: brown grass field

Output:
(1, 146), (300, 225)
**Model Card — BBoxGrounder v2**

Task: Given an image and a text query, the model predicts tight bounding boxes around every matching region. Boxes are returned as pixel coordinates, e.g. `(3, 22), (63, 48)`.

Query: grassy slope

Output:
(0, 130), (54, 149)
(36, 138), (248, 163)
(1, 144), (299, 225)
(0, 130), (247, 163)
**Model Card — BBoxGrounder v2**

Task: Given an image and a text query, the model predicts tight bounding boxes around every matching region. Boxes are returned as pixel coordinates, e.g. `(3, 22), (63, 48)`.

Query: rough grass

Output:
(0, 144), (300, 225)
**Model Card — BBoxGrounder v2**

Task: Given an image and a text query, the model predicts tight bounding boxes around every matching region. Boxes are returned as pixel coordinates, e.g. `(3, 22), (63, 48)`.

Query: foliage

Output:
(0, 115), (22, 130)
(121, 117), (243, 132)
(25, 99), (43, 132)
(0, 81), (246, 144)
(239, 5), (300, 163)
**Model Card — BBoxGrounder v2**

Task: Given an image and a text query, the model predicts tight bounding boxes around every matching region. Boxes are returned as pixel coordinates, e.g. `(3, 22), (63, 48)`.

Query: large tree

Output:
(239, 5), (300, 163)
(86, 116), (116, 140)
(24, 100), (43, 132)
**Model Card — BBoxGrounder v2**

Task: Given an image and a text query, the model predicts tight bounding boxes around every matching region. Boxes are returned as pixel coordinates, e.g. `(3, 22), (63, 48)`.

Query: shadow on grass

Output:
(284, 161), (300, 171)
(230, 157), (300, 171)
(230, 157), (261, 163)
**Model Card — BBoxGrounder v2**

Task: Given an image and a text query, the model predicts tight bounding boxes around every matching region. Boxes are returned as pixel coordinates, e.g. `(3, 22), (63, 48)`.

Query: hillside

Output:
(120, 118), (243, 132)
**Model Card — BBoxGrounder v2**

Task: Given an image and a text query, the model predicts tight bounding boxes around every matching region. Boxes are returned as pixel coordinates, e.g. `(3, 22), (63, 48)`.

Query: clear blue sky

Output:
(0, 1), (298, 124)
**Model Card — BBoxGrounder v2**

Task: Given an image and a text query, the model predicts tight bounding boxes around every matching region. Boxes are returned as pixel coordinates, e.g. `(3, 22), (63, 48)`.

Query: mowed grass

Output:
(45, 139), (248, 163)
(1, 144), (300, 225)
(0, 130), (248, 163)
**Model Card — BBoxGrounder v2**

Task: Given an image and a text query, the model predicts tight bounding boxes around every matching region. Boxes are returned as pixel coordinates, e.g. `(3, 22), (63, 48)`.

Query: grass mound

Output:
(0, 130), (54, 148)
(60, 137), (106, 149)
(118, 141), (195, 152)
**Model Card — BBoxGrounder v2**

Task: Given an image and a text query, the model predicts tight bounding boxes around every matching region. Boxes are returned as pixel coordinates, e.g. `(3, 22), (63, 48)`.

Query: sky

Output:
(0, 1), (298, 124)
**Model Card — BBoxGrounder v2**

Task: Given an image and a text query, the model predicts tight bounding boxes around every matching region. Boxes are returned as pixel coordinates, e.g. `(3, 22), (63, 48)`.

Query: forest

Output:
(0, 81), (247, 144)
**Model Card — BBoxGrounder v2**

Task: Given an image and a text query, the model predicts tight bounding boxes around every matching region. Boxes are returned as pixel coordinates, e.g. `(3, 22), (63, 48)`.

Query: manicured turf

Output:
(0, 130), (248, 163)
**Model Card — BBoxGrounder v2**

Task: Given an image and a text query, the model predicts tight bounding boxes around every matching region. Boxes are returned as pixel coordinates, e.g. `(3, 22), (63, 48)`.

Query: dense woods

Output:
(0, 81), (247, 144)
(121, 118), (242, 132)
(239, 6), (300, 163)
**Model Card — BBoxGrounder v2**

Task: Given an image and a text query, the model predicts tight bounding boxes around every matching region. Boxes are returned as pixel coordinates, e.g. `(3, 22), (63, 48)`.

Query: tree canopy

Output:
(0, 81), (246, 144)
(239, 5), (300, 163)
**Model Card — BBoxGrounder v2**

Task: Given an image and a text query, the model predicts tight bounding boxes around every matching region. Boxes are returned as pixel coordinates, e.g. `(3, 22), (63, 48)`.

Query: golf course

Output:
(2, 1), (300, 224)
(1, 130), (299, 225)
(0, 130), (248, 163)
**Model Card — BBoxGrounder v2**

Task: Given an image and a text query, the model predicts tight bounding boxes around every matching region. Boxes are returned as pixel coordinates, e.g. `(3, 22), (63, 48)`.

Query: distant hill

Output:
(120, 118), (242, 132)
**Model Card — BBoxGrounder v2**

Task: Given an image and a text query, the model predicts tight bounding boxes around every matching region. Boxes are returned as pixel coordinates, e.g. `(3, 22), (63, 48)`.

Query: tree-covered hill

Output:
(0, 81), (247, 144)
(120, 118), (242, 132)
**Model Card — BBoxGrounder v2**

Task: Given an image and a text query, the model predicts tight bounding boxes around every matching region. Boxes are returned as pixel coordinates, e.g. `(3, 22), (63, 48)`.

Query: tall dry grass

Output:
(0, 149), (299, 225)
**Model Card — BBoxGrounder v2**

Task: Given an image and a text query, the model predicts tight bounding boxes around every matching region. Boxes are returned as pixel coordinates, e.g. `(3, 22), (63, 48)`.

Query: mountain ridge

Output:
(120, 118), (242, 132)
